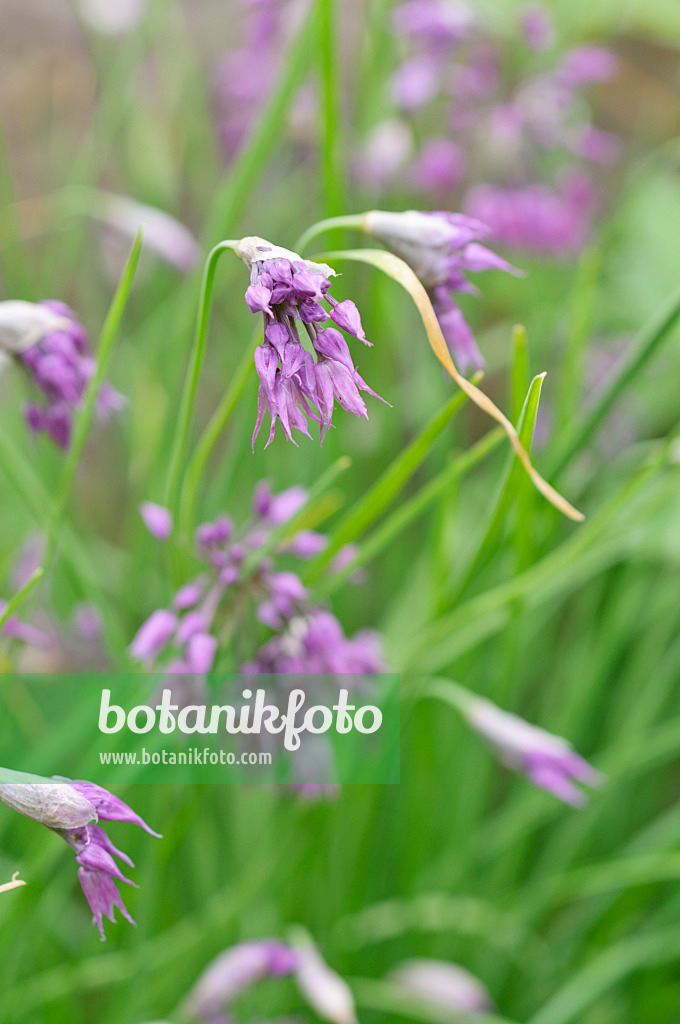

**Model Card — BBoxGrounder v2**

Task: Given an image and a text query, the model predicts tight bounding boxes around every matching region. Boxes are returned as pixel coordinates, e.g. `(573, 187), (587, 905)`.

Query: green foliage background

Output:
(3, 1), (680, 1021)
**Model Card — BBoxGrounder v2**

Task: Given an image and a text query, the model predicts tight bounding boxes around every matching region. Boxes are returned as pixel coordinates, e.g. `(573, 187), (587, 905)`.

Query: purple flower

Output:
(411, 137), (466, 193)
(558, 45), (618, 87)
(235, 237), (387, 448)
(465, 176), (596, 256)
(214, 1), (283, 161)
(130, 609), (178, 661)
(0, 601), (51, 649)
(520, 4), (554, 51)
(391, 56), (441, 110)
(130, 481), (386, 687)
(13, 300), (124, 449)
(467, 698), (603, 806)
(187, 939), (356, 1024)
(391, 1), (474, 48)
(390, 959), (493, 1014)
(0, 778), (159, 939)
(139, 502), (172, 541)
(363, 210), (521, 372)
(187, 939), (299, 1019)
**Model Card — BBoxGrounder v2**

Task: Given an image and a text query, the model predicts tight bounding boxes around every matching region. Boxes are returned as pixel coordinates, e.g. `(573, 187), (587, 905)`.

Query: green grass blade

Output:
(320, 429), (504, 596)
(304, 386), (476, 585)
(45, 230), (143, 569)
(550, 280), (680, 477)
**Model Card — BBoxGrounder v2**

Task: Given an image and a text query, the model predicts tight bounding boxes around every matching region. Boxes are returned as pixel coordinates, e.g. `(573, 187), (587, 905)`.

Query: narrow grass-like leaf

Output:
(319, 0), (345, 217)
(45, 230), (142, 569)
(528, 928), (680, 1024)
(0, 568), (43, 631)
(550, 279), (680, 477)
(556, 246), (601, 433)
(453, 372), (546, 599)
(511, 324), (530, 423)
(320, 429), (504, 595)
(317, 248), (584, 521)
(305, 386), (476, 584)
(404, 433), (674, 672)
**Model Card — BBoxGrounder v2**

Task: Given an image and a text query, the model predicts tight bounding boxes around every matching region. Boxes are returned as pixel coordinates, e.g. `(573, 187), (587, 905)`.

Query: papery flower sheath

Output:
(0, 776), (160, 938)
(235, 236), (388, 448)
(363, 210), (521, 371)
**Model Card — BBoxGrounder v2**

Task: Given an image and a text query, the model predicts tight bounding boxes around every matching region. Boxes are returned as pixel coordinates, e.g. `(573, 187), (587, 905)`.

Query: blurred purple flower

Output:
(235, 237), (387, 447)
(131, 481), (385, 682)
(390, 959), (493, 1014)
(15, 300), (124, 449)
(520, 4), (554, 51)
(411, 138), (466, 193)
(187, 939), (299, 1019)
(465, 176), (596, 256)
(140, 502), (173, 542)
(558, 45), (618, 87)
(467, 697), (603, 805)
(187, 938), (356, 1024)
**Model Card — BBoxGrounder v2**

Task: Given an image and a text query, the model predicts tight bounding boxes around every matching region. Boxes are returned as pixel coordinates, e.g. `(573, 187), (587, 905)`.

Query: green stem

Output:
(178, 325), (260, 540)
(163, 240), (238, 516)
(319, 0), (345, 217)
(295, 214), (367, 254)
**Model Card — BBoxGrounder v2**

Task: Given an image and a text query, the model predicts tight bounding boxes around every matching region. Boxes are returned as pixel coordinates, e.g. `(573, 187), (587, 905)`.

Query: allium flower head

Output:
(465, 176), (596, 256)
(235, 236), (387, 448)
(130, 482), (385, 681)
(5, 300), (124, 448)
(0, 776), (159, 938)
(467, 698), (603, 806)
(363, 210), (521, 371)
(390, 959), (493, 1014)
(187, 939), (299, 1019)
(187, 937), (355, 1024)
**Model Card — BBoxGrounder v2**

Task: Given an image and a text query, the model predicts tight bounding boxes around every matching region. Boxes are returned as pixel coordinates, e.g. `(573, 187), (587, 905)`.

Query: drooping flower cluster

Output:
(0, 777), (159, 939)
(186, 938), (356, 1024)
(0, 299), (123, 448)
(358, 1), (619, 256)
(363, 209), (521, 371)
(235, 237), (387, 448)
(467, 697), (603, 806)
(130, 481), (385, 679)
